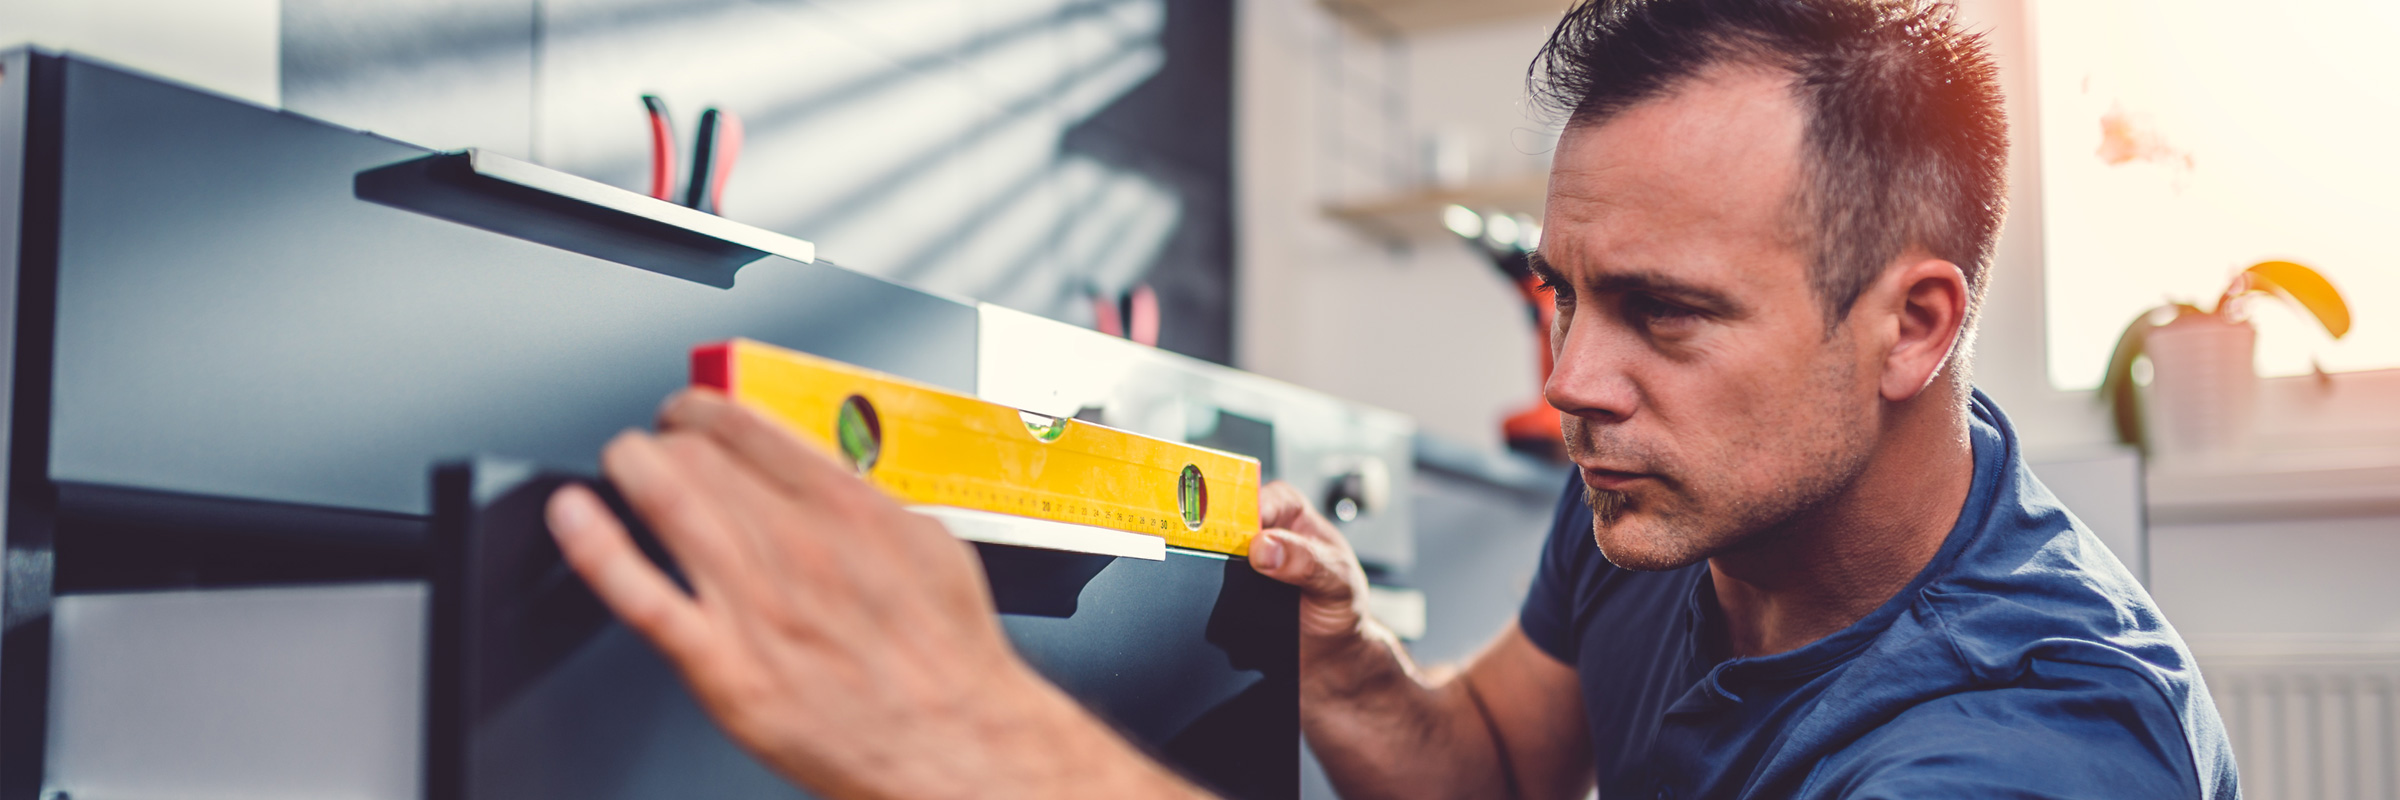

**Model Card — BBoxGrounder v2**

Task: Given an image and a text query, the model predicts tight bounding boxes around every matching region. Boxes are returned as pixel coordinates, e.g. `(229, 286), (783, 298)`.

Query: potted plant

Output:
(2099, 260), (2351, 458)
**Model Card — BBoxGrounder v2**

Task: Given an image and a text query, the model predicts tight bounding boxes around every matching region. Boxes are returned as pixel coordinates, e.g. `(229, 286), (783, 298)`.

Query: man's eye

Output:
(1629, 295), (1701, 329)
(1536, 278), (1573, 306)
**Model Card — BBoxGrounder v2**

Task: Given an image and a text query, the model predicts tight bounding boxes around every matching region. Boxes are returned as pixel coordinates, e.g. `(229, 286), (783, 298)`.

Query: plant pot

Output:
(2140, 314), (2258, 462)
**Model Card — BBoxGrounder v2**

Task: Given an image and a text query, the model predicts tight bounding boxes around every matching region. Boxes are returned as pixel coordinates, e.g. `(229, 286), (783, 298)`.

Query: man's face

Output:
(1538, 64), (1882, 571)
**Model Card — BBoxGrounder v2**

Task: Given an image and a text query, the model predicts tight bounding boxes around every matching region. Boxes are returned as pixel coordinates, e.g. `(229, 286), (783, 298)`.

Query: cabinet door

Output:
(428, 460), (1297, 800)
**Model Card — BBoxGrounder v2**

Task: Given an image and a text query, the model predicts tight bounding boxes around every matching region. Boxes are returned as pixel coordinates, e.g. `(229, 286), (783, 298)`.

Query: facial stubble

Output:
(1567, 338), (1877, 573)
(1586, 486), (1628, 526)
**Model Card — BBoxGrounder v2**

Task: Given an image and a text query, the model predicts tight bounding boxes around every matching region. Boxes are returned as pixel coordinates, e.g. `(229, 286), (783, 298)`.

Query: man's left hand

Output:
(544, 389), (1203, 799)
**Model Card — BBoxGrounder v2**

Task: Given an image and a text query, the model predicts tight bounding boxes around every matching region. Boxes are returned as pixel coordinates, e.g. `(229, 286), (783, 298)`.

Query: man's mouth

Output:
(1579, 466), (1652, 491)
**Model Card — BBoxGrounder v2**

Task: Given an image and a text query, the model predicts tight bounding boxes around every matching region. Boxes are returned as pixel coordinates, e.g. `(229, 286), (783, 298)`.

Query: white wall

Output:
(1402, 19), (1560, 193)
(3, 0), (1531, 444)
(0, 0), (280, 106)
(1235, 0), (1548, 447)
(2150, 516), (2400, 642)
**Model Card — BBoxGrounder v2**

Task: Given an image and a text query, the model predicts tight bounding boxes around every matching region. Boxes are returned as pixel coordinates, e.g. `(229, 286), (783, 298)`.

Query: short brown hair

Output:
(1531, 0), (2007, 341)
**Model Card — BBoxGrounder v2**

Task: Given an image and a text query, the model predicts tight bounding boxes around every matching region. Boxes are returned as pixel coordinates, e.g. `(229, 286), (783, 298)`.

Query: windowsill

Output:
(2183, 634), (2400, 666)
(2147, 453), (2400, 525)
(2132, 368), (2400, 525)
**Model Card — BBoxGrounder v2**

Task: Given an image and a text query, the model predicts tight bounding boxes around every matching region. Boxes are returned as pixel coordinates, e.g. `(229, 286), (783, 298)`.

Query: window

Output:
(2034, 0), (2400, 390)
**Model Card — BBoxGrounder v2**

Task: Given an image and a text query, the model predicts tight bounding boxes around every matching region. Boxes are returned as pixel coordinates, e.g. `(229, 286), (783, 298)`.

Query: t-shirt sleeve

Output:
(1516, 469), (1594, 665)
(1810, 661), (2206, 799)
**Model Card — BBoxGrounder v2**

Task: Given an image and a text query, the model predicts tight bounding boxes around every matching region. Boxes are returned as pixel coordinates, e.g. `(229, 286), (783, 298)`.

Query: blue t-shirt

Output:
(1518, 391), (2239, 799)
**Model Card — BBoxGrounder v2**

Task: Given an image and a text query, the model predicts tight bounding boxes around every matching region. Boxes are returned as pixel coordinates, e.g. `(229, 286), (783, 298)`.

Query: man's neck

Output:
(1705, 392), (1977, 659)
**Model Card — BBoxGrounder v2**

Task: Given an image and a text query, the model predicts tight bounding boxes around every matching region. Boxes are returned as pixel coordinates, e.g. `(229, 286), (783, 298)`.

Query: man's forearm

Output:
(799, 658), (1219, 800)
(1301, 619), (1512, 799)
(958, 672), (1222, 800)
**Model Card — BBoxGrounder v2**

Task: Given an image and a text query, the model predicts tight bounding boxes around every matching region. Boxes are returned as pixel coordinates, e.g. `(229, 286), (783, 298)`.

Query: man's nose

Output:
(1543, 314), (1639, 423)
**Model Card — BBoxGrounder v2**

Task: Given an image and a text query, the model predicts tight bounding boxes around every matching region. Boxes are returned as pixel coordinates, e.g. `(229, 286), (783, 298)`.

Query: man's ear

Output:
(1878, 256), (1969, 402)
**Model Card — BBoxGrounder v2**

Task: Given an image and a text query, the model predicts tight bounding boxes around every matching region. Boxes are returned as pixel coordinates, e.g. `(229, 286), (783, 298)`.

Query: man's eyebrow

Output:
(1592, 271), (1746, 315)
(1527, 252), (1748, 315)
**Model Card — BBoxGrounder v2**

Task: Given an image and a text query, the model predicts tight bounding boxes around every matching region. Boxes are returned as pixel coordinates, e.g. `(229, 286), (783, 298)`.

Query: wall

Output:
(6, 0), (1242, 363)
(1235, 0), (1549, 448)
(3, 0), (1538, 454)
(0, 0), (280, 106)
(286, 0), (1243, 362)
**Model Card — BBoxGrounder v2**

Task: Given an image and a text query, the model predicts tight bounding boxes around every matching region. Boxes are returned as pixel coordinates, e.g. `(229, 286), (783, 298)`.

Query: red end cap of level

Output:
(691, 341), (735, 391)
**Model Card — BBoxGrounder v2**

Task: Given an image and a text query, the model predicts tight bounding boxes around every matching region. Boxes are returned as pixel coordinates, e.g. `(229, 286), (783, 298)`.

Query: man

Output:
(542, 0), (2240, 796)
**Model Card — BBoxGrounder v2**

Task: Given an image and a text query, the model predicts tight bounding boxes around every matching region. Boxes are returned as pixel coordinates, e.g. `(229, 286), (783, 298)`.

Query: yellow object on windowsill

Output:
(2098, 260), (2352, 451)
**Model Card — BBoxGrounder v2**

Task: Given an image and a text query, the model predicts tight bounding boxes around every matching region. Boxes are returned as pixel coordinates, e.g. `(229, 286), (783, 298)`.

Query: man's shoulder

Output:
(1805, 451), (2237, 799)
(1918, 457), (2195, 697)
(1801, 417), (2240, 798)
(1802, 660), (2234, 799)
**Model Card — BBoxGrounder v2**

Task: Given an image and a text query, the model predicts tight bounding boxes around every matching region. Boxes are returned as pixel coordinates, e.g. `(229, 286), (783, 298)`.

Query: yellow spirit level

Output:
(693, 339), (1261, 559)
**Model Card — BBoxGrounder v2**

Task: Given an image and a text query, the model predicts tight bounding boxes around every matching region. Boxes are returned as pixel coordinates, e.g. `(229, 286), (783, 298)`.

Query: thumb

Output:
(1249, 530), (1357, 608)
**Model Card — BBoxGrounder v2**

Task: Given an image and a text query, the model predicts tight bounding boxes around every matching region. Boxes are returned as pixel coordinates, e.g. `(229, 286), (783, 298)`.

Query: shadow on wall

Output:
(283, 0), (1235, 362)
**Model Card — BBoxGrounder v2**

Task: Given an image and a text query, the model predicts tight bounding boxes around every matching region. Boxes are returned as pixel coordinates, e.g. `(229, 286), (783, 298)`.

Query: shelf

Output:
(1319, 0), (1571, 34)
(1322, 174), (1548, 243)
(355, 149), (816, 289)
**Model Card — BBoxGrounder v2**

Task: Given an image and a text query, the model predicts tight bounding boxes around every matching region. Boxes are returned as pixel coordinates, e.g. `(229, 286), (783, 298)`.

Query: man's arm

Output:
(1249, 485), (1595, 799)
(546, 390), (1211, 799)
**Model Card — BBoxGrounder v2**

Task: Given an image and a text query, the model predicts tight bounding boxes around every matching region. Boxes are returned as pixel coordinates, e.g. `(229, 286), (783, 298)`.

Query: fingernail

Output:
(548, 487), (599, 540)
(1251, 532), (1283, 570)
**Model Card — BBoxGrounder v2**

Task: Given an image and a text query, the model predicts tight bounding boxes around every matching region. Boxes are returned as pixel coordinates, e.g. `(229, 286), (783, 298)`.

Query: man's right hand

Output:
(1245, 480), (1596, 800)
(1246, 482), (1376, 649)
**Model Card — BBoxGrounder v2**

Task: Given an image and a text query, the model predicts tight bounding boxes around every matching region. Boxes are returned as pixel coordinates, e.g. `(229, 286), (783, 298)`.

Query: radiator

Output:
(2199, 639), (2400, 800)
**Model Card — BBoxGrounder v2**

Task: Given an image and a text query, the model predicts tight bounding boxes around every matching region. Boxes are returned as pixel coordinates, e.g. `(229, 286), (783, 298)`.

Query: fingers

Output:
(601, 430), (770, 602)
(1258, 481), (1349, 546)
(1247, 529), (1358, 607)
(547, 483), (713, 660)
(1251, 482), (1370, 640)
(1251, 483), (1356, 602)
(657, 389), (861, 503)
(1258, 481), (1316, 534)
(657, 389), (960, 569)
